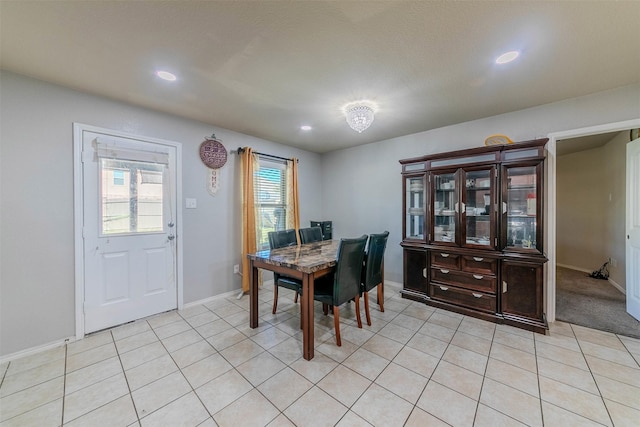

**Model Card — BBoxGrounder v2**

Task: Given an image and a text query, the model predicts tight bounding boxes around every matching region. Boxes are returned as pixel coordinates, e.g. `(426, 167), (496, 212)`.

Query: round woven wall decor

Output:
(199, 137), (227, 169)
(484, 134), (513, 146)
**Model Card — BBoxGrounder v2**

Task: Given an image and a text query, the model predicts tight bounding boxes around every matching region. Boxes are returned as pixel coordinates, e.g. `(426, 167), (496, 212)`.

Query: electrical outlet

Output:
(610, 258), (618, 268)
(233, 264), (240, 274)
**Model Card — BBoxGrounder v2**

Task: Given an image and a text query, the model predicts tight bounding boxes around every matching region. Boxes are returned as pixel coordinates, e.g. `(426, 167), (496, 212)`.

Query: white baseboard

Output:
(556, 263), (591, 274)
(183, 279), (402, 311)
(0, 335), (76, 365)
(557, 263), (625, 295)
(385, 280), (402, 288)
(182, 289), (244, 309)
(3, 286), (274, 364)
(0, 280), (404, 364)
(608, 278), (625, 295)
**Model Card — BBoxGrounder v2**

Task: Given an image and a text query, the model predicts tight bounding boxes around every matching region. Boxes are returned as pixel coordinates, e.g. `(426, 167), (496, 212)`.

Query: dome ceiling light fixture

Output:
(495, 50), (520, 65)
(343, 101), (377, 133)
(156, 70), (177, 81)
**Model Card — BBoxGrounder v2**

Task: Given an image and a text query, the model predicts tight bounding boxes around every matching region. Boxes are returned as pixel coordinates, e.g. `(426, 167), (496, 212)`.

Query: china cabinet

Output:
(400, 139), (548, 333)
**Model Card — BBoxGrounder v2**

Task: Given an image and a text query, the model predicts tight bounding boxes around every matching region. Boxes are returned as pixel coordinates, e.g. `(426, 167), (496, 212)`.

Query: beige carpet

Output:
(556, 266), (640, 339)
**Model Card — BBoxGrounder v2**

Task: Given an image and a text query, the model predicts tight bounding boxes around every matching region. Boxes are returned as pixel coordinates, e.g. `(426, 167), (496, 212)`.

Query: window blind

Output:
(254, 156), (288, 250)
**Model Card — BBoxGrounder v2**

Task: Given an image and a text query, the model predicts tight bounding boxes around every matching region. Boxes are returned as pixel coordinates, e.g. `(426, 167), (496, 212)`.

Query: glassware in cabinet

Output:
(463, 168), (494, 247)
(405, 176), (425, 239)
(432, 172), (456, 243)
(503, 164), (541, 251)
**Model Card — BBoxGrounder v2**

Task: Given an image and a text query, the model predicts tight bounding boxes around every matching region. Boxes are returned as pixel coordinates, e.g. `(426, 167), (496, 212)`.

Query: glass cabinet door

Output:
(503, 164), (541, 252)
(432, 171), (457, 244)
(463, 168), (495, 248)
(405, 175), (425, 239)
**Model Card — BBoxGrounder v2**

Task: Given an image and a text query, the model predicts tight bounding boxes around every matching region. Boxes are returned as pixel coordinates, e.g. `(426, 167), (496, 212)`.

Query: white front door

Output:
(81, 129), (178, 333)
(626, 136), (640, 321)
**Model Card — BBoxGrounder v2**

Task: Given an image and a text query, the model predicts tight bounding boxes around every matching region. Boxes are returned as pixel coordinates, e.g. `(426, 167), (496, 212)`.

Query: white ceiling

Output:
(1, 1), (639, 153)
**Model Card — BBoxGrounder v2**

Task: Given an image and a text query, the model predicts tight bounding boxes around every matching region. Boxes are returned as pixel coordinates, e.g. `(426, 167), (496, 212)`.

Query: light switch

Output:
(185, 198), (197, 209)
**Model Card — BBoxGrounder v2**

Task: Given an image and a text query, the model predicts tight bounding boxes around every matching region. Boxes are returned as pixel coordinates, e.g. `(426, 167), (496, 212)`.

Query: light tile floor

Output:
(1, 283), (640, 426)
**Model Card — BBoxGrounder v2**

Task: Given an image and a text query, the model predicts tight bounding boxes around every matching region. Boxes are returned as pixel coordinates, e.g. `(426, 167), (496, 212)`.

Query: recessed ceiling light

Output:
(156, 70), (177, 81)
(300, 125), (312, 131)
(496, 51), (520, 65)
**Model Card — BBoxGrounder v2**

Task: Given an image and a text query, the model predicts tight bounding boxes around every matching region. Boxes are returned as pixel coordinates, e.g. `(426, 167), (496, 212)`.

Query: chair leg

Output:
(354, 295), (362, 328)
(299, 297), (304, 329)
(378, 261), (385, 311)
(363, 291), (372, 326)
(294, 291), (299, 303)
(333, 306), (341, 346)
(322, 303), (329, 315)
(377, 283), (384, 312)
(272, 285), (279, 315)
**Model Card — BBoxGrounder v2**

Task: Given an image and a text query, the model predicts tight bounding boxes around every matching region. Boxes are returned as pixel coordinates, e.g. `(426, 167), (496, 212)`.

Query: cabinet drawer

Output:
(430, 251), (461, 269)
(431, 267), (497, 293)
(430, 284), (496, 313)
(461, 255), (497, 275)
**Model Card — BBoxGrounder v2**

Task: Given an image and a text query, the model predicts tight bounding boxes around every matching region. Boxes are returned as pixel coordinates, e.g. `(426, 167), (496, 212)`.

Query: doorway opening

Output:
(555, 131), (639, 338)
(545, 119), (640, 336)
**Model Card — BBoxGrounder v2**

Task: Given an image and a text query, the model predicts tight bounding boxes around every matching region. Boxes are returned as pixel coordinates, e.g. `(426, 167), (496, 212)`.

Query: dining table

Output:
(247, 239), (340, 360)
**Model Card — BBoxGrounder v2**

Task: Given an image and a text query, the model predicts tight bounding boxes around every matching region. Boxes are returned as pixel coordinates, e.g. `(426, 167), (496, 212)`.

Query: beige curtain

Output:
(240, 148), (259, 293)
(286, 158), (301, 242)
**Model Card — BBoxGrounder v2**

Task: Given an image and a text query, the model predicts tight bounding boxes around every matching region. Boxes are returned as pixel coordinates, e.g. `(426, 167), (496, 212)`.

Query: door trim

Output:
(546, 118), (640, 323)
(73, 123), (183, 339)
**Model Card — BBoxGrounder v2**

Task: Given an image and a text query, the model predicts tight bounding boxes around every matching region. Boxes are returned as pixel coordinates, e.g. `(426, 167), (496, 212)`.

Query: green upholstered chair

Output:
(313, 235), (368, 346)
(267, 229), (301, 315)
(298, 226), (324, 244)
(361, 231), (389, 326)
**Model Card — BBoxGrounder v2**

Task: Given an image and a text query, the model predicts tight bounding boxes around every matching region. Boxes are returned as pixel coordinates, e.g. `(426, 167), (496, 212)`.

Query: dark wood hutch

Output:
(400, 138), (548, 333)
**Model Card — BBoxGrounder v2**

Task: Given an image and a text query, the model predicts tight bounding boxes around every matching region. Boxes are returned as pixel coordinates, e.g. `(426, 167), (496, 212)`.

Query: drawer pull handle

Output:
(472, 293), (482, 298)
(441, 253), (450, 258)
(440, 269), (450, 274)
(423, 268), (427, 278)
(473, 274), (484, 280)
(473, 257), (483, 262)
(503, 281), (508, 293)
(439, 286), (449, 291)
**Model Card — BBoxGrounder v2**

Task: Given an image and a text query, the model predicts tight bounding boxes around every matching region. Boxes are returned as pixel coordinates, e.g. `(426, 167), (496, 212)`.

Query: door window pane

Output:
(100, 158), (164, 235)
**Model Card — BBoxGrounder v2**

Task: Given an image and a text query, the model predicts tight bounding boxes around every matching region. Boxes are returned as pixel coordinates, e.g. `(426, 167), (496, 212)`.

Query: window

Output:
(254, 157), (287, 250)
(113, 169), (125, 185)
(100, 158), (164, 235)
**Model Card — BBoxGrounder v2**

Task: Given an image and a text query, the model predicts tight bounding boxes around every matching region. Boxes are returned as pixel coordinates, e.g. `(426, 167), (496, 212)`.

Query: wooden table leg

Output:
(301, 273), (314, 360)
(250, 261), (259, 328)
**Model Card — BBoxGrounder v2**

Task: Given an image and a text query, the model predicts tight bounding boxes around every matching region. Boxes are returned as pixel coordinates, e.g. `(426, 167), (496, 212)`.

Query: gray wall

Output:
(1, 69), (639, 357)
(557, 147), (608, 271)
(0, 72), (322, 357)
(321, 84), (640, 284)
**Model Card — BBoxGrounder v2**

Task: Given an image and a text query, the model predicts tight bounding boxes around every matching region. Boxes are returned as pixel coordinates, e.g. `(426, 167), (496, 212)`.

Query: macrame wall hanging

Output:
(199, 134), (227, 195)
